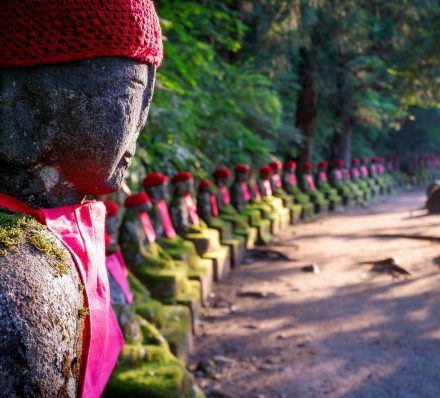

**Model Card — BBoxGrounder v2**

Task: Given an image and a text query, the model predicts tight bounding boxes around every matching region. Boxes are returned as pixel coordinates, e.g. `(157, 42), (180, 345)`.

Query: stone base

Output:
(203, 246), (231, 282)
(223, 236), (246, 268)
(188, 262), (213, 304)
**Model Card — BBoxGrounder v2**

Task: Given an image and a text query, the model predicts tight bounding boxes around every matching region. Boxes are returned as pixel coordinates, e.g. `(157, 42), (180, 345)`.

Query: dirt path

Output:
(190, 191), (440, 398)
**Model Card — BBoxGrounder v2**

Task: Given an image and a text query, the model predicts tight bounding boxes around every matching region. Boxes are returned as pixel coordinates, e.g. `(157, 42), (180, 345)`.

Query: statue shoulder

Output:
(0, 210), (84, 397)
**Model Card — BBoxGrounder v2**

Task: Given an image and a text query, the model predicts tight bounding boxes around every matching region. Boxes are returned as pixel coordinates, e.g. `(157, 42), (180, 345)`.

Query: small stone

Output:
(213, 355), (237, 366)
(301, 263), (320, 274)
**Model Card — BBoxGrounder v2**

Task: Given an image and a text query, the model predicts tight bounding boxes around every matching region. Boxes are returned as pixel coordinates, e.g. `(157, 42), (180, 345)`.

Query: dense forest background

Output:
(130, 0), (439, 185)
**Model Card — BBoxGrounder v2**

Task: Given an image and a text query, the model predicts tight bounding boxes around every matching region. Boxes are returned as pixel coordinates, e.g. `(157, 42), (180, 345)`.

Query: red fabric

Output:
(273, 174), (282, 188)
(143, 172), (169, 188)
(140, 212), (156, 243)
(361, 165), (369, 177)
(172, 171), (193, 183)
(103, 200), (119, 217)
(353, 169), (360, 178)
(250, 179), (261, 201)
(285, 160), (297, 169)
(262, 179), (272, 196)
(345, 169), (351, 180)
(289, 173), (297, 186)
(318, 161), (328, 169)
(156, 200), (176, 239)
(213, 167), (231, 179)
(210, 195), (219, 217)
(0, 0), (162, 68)
(184, 194), (200, 225)
(198, 180), (213, 190)
(269, 161), (283, 171)
(106, 247), (133, 304)
(235, 164), (250, 174)
(242, 182), (252, 202)
(219, 186), (231, 204)
(334, 159), (345, 168)
(306, 175), (316, 191)
(303, 162), (314, 171)
(0, 195), (123, 398)
(259, 166), (273, 177)
(124, 192), (150, 208)
(336, 170), (343, 180)
(319, 171), (327, 183)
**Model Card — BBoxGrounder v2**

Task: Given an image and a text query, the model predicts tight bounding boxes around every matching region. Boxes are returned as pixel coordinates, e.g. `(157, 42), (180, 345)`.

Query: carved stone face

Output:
(174, 179), (193, 196)
(105, 215), (119, 237)
(235, 172), (248, 183)
(215, 177), (229, 187)
(145, 181), (169, 202)
(0, 57), (155, 197)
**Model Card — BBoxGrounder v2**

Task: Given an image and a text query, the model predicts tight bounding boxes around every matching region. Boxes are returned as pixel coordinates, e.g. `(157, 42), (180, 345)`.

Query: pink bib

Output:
(219, 186), (231, 204)
(336, 170), (343, 181)
(242, 182), (252, 202)
(289, 173), (297, 186)
(210, 194), (219, 217)
(273, 174), (282, 188)
(106, 247), (133, 304)
(0, 195), (123, 398)
(306, 174), (316, 191)
(319, 171), (327, 183)
(184, 194), (200, 225)
(156, 200), (177, 239)
(353, 169), (360, 178)
(361, 166), (369, 177)
(345, 169), (351, 180)
(250, 179), (261, 201)
(263, 179), (272, 196)
(140, 212), (157, 243)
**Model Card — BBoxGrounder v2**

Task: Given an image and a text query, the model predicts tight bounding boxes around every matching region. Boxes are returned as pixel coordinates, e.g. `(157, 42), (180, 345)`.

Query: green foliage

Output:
(131, 0), (439, 184)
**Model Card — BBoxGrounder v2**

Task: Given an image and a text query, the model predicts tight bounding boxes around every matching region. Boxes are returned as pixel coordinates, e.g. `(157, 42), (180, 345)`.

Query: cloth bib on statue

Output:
(336, 170), (343, 181)
(361, 166), (368, 177)
(319, 171), (327, 182)
(106, 247), (133, 304)
(140, 212), (157, 243)
(184, 194), (200, 225)
(263, 179), (272, 196)
(220, 186), (231, 204)
(0, 194), (123, 398)
(156, 200), (177, 239)
(241, 182), (252, 202)
(306, 174), (316, 191)
(289, 173), (297, 186)
(210, 194), (219, 217)
(273, 174), (282, 188)
(345, 169), (351, 180)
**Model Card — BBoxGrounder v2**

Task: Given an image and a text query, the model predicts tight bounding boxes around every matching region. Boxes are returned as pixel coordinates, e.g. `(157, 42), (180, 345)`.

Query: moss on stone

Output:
(104, 344), (195, 398)
(78, 308), (89, 319)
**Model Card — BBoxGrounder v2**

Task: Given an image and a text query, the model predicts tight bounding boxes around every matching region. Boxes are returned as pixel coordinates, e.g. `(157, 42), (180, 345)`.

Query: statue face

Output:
(105, 215), (119, 237)
(174, 179), (192, 196)
(215, 177), (228, 187)
(0, 57), (155, 196)
(236, 172), (247, 182)
(146, 182), (168, 202)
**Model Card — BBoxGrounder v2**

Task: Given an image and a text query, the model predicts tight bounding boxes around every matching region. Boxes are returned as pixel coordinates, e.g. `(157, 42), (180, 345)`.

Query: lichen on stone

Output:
(28, 232), (69, 276)
(0, 210), (42, 250)
(78, 308), (89, 319)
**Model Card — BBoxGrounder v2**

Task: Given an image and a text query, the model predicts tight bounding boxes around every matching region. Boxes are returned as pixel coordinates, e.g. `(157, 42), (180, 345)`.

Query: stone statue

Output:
(315, 161), (343, 210)
(0, 0), (162, 395)
(299, 162), (329, 214)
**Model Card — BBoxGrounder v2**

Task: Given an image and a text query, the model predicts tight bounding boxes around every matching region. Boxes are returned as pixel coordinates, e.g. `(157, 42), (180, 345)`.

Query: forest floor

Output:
(190, 190), (440, 398)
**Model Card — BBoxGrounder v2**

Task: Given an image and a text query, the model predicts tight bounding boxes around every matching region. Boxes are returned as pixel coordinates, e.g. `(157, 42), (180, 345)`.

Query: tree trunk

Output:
(295, 30), (318, 167)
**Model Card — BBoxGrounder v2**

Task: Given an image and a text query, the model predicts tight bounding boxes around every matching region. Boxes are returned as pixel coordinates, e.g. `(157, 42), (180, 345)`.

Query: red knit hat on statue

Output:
(318, 161), (328, 169)
(303, 162), (314, 171)
(235, 164), (250, 174)
(124, 192), (151, 208)
(143, 172), (169, 188)
(351, 158), (360, 166)
(172, 171), (193, 183)
(269, 161), (283, 171)
(213, 167), (231, 179)
(285, 160), (297, 169)
(334, 159), (345, 168)
(260, 166), (273, 177)
(199, 180), (213, 190)
(103, 200), (119, 217)
(0, 0), (163, 68)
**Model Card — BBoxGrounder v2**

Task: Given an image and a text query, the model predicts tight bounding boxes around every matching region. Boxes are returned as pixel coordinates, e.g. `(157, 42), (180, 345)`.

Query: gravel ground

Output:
(190, 191), (440, 398)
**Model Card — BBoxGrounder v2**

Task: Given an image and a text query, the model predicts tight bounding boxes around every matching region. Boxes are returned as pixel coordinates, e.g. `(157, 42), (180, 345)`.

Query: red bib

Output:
(156, 200), (177, 239)
(306, 174), (316, 191)
(210, 194), (219, 217)
(140, 212), (157, 243)
(273, 174), (282, 188)
(0, 194), (123, 398)
(263, 179), (272, 196)
(219, 186), (231, 204)
(106, 247), (133, 304)
(319, 171), (327, 183)
(184, 194), (200, 225)
(242, 182), (252, 202)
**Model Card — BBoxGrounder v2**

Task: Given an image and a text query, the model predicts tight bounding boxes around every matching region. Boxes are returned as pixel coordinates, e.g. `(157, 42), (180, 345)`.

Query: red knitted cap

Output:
(124, 192), (150, 208)
(198, 180), (213, 190)
(143, 172), (169, 188)
(318, 161), (328, 169)
(172, 171), (193, 183)
(351, 158), (360, 166)
(213, 167), (231, 179)
(303, 162), (314, 171)
(260, 166), (273, 177)
(103, 200), (119, 216)
(285, 160), (297, 169)
(269, 161), (283, 171)
(235, 164), (250, 174)
(334, 159), (345, 168)
(0, 0), (163, 68)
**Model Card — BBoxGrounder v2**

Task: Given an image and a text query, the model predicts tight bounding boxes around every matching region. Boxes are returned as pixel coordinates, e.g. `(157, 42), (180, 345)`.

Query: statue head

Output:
(143, 172), (169, 202)
(171, 172), (194, 196)
(285, 160), (297, 174)
(0, 0), (162, 207)
(124, 192), (152, 213)
(303, 162), (314, 175)
(198, 180), (214, 194)
(269, 161), (283, 175)
(234, 164), (250, 183)
(213, 167), (231, 187)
